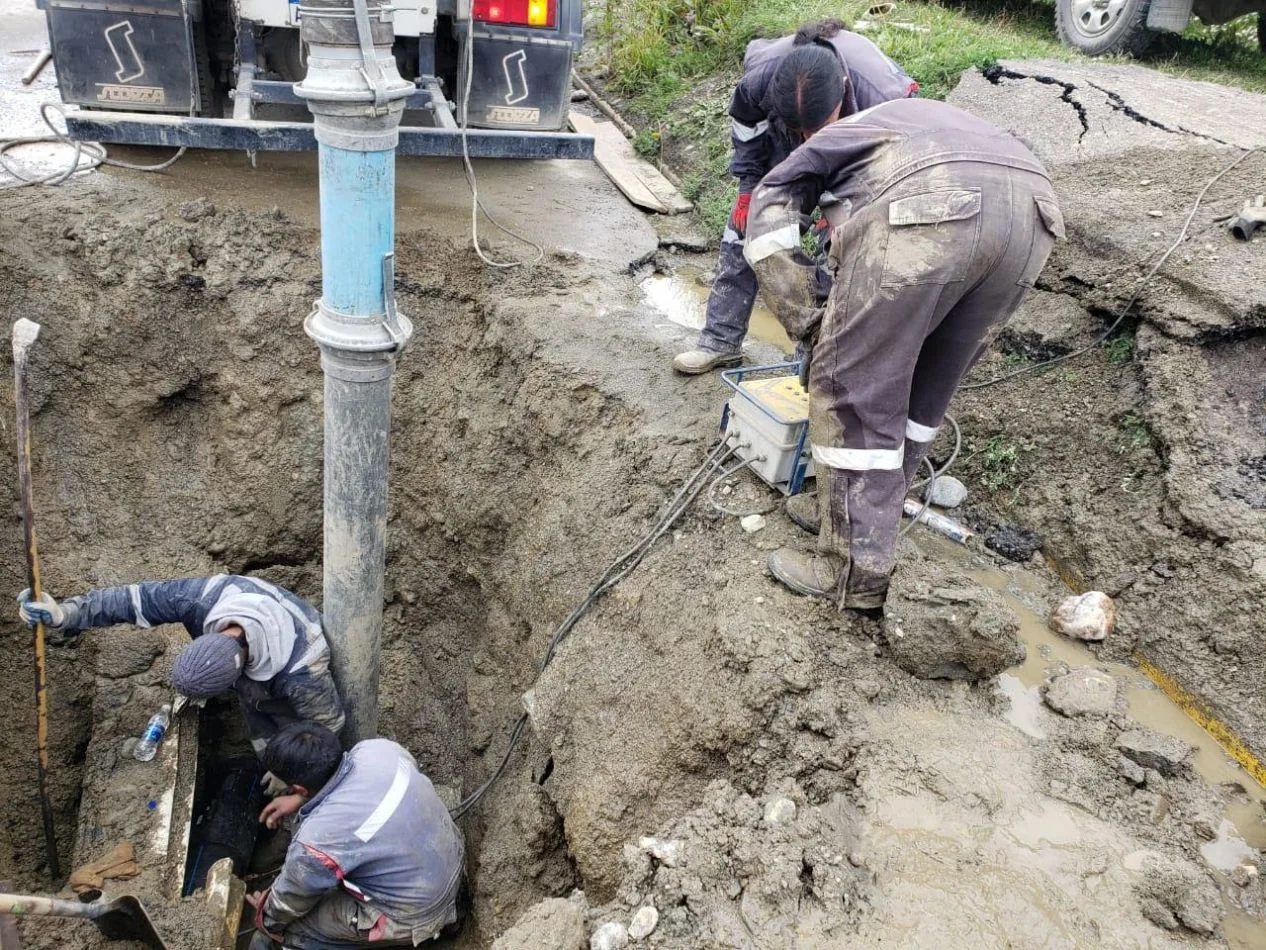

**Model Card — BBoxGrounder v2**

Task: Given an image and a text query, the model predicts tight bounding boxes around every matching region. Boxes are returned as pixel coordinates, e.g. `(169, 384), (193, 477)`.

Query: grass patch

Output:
(1103, 332), (1136, 366)
(587, 0), (1266, 240)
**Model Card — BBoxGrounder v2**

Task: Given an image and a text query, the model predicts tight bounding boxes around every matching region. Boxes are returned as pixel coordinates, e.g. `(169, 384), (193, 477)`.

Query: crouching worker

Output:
(19, 575), (345, 780)
(247, 723), (466, 949)
(744, 94), (1063, 610)
(673, 17), (918, 375)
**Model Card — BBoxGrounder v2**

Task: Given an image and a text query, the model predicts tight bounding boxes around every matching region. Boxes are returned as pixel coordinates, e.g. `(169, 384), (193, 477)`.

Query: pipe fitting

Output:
(294, 0), (414, 150)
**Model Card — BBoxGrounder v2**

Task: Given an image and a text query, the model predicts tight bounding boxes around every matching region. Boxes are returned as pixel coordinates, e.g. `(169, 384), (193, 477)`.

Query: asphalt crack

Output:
(1083, 80), (1240, 149)
(983, 65), (1090, 139)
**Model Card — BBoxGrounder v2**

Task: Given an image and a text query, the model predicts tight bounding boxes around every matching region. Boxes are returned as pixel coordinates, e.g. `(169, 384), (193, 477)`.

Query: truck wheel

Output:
(194, 25), (221, 117)
(1055, 0), (1156, 56)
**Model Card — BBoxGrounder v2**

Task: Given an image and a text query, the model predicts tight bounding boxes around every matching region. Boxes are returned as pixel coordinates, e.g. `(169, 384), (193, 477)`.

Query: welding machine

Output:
(719, 362), (815, 496)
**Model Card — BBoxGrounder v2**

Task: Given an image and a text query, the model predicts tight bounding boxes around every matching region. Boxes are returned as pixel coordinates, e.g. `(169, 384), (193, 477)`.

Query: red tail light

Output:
(473, 0), (555, 27)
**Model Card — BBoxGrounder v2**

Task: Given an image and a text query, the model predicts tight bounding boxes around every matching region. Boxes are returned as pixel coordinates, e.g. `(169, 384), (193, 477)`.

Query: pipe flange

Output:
(305, 298), (414, 356)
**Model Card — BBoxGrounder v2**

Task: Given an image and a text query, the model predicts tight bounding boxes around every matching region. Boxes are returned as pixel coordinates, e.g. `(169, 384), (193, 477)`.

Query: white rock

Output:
(763, 797), (797, 825)
(1044, 668), (1117, 717)
(740, 514), (766, 533)
(590, 922), (629, 950)
(924, 475), (968, 509)
(1049, 591), (1115, 642)
(628, 906), (658, 941)
(638, 836), (684, 867)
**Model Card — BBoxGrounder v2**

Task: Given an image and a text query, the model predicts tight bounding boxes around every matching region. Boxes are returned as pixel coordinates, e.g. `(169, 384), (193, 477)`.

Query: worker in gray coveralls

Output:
(19, 575), (345, 792)
(672, 17), (918, 376)
(247, 722), (465, 949)
(744, 87), (1063, 609)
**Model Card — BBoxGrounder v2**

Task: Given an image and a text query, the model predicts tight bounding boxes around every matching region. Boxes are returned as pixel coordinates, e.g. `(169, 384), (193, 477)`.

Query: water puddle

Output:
(914, 533), (1266, 945)
(640, 266), (793, 354)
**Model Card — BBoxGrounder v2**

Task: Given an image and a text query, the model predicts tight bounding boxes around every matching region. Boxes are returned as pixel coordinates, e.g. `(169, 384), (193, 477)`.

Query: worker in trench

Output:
(672, 16), (919, 376)
(743, 63), (1063, 610)
(18, 574), (345, 792)
(245, 722), (465, 949)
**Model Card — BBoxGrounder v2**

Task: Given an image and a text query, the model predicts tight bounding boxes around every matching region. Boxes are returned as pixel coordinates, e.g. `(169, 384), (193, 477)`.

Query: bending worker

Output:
(672, 17), (918, 375)
(744, 88), (1063, 610)
(247, 722), (465, 949)
(20, 575), (345, 765)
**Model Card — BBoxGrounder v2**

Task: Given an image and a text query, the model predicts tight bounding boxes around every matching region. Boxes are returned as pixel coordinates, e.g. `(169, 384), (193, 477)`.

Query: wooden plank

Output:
(569, 112), (693, 215)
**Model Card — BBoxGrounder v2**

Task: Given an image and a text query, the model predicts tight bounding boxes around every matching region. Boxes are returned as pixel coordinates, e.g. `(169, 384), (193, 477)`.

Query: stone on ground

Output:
(627, 906), (658, 941)
(1043, 668), (1117, 717)
(492, 897), (587, 950)
(762, 797), (796, 825)
(1116, 728), (1193, 777)
(1050, 592), (1115, 642)
(985, 525), (1042, 562)
(925, 475), (968, 509)
(883, 551), (1025, 681)
(590, 921), (629, 950)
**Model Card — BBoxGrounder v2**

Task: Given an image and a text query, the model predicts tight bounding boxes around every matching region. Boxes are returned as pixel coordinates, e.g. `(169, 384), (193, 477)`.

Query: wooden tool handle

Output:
(0, 893), (102, 920)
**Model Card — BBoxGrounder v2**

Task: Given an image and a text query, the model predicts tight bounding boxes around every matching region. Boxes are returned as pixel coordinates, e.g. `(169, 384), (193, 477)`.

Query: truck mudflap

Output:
(62, 110), (595, 160)
(465, 30), (574, 132)
(44, 0), (201, 113)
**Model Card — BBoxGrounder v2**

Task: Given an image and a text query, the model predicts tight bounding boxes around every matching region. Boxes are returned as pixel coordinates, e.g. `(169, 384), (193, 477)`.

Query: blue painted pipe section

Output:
(318, 144), (395, 316)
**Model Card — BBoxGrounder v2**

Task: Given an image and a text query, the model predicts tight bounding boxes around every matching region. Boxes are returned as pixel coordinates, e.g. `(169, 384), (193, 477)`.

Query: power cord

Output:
(0, 103), (186, 190)
(451, 438), (741, 820)
(458, 15), (544, 268)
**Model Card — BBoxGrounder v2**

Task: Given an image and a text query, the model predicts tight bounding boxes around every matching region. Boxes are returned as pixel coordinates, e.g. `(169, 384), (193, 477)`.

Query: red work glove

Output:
(730, 193), (752, 235)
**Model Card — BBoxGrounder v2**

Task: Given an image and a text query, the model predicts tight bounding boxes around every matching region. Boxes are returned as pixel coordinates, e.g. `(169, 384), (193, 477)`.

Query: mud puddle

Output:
(639, 265), (793, 353)
(916, 533), (1266, 944)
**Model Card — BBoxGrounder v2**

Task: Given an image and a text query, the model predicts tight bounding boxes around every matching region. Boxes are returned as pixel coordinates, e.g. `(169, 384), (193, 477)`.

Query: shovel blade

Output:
(94, 897), (169, 950)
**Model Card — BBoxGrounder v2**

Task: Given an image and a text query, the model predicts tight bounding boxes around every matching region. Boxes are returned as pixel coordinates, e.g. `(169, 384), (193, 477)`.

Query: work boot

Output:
(843, 563), (891, 611)
(784, 491), (820, 534)
(672, 348), (742, 375)
(767, 548), (843, 598)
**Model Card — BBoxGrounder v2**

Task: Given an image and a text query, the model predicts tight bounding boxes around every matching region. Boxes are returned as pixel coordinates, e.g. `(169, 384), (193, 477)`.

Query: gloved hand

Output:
(731, 192), (753, 236)
(796, 321), (822, 390)
(18, 589), (65, 629)
(261, 771), (289, 798)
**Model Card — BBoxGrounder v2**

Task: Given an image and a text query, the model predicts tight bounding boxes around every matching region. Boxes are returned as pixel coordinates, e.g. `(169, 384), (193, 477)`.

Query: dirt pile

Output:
(948, 60), (1266, 767)
(2, 143), (1264, 949)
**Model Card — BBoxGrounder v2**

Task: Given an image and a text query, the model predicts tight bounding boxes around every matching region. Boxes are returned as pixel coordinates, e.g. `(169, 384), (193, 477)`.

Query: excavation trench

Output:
(3, 161), (1266, 949)
(0, 183), (677, 945)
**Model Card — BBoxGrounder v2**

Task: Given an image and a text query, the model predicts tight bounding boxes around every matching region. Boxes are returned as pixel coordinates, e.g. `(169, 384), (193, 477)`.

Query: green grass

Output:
(1103, 332), (1136, 366)
(586, 0), (1266, 239)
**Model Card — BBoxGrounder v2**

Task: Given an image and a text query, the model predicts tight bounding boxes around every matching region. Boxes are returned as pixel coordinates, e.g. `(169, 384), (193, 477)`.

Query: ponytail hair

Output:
(793, 17), (849, 46)
(769, 45), (845, 135)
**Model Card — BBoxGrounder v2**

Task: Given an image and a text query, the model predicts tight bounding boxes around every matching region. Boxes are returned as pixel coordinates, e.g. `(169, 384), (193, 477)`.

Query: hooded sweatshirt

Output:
(62, 574), (345, 751)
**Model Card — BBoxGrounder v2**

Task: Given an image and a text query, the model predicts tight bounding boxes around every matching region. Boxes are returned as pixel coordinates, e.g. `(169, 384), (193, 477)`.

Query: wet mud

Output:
(1, 61), (1266, 950)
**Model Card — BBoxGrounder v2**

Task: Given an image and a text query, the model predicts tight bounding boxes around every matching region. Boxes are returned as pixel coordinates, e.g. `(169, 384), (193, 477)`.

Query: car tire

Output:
(1055, 0), (1157, 56)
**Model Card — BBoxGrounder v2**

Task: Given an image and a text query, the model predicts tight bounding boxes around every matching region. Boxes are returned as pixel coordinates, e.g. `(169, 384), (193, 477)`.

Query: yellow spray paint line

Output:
(1134, 651), (1266, 790)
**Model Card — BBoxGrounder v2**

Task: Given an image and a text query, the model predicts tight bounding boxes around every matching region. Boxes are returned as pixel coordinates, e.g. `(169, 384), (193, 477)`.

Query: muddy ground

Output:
(3, 29), (1266, 950)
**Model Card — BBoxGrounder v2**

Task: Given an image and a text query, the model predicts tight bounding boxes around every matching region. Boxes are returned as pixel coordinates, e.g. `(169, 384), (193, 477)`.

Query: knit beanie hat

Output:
(171, 633), (245, 698)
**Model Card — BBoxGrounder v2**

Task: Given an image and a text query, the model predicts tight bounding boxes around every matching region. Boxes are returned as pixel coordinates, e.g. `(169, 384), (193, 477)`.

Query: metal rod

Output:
(11, 319), (59, 878)
(20, 48), (52, 86)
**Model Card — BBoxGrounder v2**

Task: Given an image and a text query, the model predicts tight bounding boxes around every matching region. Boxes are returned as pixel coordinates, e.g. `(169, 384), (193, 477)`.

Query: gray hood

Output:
(203, 592), (297, 682)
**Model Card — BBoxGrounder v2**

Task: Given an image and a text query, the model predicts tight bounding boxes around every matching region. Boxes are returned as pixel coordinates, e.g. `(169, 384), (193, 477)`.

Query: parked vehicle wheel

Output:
(1055, 0), (1157, 55)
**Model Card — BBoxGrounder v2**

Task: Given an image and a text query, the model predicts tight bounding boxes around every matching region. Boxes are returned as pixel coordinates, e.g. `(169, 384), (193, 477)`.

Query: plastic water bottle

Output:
(134, 704), (172, 762)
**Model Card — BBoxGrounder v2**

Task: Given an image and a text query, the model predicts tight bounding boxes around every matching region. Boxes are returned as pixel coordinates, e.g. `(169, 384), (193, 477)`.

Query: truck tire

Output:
(1055, 0), (1157, 56)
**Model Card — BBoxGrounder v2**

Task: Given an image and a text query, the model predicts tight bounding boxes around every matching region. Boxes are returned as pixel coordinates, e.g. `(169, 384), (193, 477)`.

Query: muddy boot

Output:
(766, 548), (844, 597)
(672, 348), (742, 375)
(842, 562), (891, 611)
(902, 438), (932, 490)
(784, 491), (820, 534)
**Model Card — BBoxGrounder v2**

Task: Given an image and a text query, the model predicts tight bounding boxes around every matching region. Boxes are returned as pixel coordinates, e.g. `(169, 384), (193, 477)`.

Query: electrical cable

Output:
(962, 146), (1264, 391)
(0, 103), (187, 190)
(458, 15), (544, 268)
(705, 456), (782, 518)
(451, 438), (741, 819)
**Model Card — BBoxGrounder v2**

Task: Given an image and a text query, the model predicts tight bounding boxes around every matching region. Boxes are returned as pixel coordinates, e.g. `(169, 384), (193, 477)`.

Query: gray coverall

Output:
(745, 98), (1064, 606)
(252, 739), (465, 949)
(698, 31), (918, 356)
